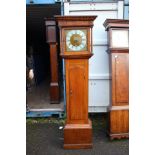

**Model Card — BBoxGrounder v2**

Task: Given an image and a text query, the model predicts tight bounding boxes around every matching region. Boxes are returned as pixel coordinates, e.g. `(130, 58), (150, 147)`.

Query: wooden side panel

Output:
(110, 109), (129, 134)
(50, 44), (59, 82)
(49, 44), (59, 103)
(66, 59), (88, 124)
(112, 53), (129, 105)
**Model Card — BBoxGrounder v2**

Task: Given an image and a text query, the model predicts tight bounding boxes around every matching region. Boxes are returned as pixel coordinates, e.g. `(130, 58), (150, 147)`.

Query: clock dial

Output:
(111, 29), (129, 48)
(65, 29), (87, 51)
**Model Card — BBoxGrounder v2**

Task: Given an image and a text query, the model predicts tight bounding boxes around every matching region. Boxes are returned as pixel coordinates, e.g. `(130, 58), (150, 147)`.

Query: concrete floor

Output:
(27, 78), (64, 110)
(26, 114), (129, 155)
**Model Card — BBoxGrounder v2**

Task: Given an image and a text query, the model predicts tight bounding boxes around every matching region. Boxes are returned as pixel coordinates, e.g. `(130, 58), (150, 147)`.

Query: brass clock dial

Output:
(65, 29), (87, 51)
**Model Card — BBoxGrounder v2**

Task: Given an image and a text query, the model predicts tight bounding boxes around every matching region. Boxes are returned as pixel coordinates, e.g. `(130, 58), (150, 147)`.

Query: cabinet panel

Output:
(66, 60), (88, 123)
(110, 110), (129, 134)
(112, 53), (129, 105)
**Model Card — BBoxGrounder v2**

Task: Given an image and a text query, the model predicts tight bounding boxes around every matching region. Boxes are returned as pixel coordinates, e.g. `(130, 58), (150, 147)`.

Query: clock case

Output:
(104, 19), (129, 140)
(55, 16), (96, 59)
(45, 18), (60, 104)
(55, 15), (97, 149)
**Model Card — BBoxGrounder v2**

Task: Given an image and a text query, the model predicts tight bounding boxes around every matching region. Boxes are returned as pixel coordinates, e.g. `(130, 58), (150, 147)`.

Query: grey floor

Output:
(26, 80), (129, 155)
(27, 115), (129, 155)
(27, 78), (64, 110)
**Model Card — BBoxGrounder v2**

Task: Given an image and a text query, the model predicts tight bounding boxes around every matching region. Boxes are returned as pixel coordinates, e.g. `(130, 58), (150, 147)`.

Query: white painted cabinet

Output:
(63, 1), (124, 112)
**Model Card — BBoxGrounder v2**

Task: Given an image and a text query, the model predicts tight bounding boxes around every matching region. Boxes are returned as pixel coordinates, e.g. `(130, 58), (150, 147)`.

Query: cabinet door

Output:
(66, 59), (88, 124)
(112, 53), (129, 106)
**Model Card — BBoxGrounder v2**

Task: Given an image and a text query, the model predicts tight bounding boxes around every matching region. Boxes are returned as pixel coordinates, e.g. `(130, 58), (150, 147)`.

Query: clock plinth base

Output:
(50, 82), (59, 104)
(109, 108), (129, 140)
(109, 133), (129, 140)
(64, 119), (92, 149)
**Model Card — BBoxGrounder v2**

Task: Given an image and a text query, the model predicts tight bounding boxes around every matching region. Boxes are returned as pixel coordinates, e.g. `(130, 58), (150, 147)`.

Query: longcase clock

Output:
(45, 19), (60, 103)
(104, 19), (129, 140)
(55, 15), (97, 149)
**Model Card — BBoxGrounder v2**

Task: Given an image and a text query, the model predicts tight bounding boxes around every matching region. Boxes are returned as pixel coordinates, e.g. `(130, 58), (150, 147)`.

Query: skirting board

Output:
(88, 106), (108, 112)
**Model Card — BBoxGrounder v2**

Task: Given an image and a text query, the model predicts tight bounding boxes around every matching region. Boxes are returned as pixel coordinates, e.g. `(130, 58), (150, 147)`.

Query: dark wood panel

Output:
(112, 53), (129, 105)
(45, 19), (60, 103)
(49, 42), (59, 104)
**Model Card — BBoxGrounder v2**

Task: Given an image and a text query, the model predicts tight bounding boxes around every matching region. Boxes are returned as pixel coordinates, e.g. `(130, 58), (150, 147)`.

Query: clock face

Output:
(111, 29), (129, 48)
(65, 29), (87, 51)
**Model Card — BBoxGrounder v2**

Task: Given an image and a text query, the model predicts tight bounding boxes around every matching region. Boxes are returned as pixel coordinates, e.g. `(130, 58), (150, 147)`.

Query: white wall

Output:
(63, 1), (124, 112)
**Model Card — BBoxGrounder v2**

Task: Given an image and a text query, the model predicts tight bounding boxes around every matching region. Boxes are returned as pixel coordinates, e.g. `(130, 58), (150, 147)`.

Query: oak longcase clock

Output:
(55, 15), (97, 149)
(104, 19), (129, 140)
